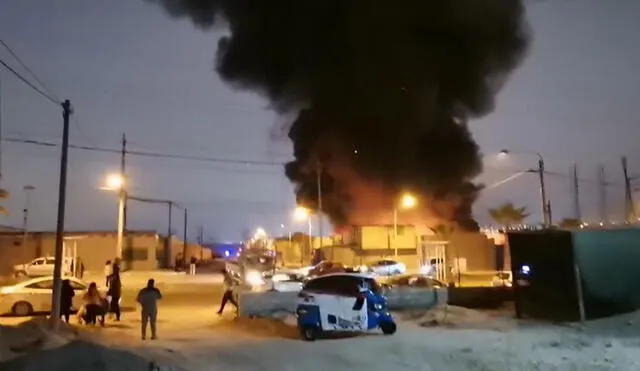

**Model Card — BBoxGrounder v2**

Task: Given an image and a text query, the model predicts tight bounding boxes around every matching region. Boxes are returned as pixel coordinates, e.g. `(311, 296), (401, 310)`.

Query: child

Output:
(137, 279), (162, 340)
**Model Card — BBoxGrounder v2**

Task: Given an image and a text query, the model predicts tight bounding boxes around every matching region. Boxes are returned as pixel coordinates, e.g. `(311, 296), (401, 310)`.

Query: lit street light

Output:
(498, 149), (549, 227)
(102, 173), (126, 259)
(293, 206), (313, 253)
(393, 193), (417, 258)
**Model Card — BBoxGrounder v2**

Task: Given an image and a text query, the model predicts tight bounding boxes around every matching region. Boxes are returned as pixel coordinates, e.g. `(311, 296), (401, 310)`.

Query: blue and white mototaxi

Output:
(295, 273), (397, 341)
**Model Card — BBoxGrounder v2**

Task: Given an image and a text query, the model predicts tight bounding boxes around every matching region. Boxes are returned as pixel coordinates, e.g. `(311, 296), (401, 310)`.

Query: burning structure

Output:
(149, 0), (531, 230)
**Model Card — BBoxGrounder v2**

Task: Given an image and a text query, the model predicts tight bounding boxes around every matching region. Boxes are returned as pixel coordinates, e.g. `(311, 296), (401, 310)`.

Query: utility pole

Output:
(621, 157), (636, 222)
(182, 207), (188, 260)
(0, 78), (3, 182)
(115, 134), (127, 260)
(538, 157), (549, 227)
(198, 225), (204, 260)
(22, 185), (35, 244)
(316, 159), (324, 256)
(166, 201), (173, 268)
(598, 165), (607, 223)
(51, 99), (72, 329)
(572, 164), (581, 221)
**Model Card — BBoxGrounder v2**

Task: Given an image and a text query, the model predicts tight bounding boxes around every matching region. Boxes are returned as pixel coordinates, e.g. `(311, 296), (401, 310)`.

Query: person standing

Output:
(60, 279), (75, 323)
(189, 256), (197, 275)
(137, 278), (162, 340)
(104, 260), (112, 287)
(217, 269), (238, 315)
(108, 264), (122, 321)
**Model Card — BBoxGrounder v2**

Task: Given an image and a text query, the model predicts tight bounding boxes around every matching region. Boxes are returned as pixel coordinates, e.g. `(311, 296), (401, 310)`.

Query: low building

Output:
(313, 225), (496, 278)
(0, 230), (211, 276)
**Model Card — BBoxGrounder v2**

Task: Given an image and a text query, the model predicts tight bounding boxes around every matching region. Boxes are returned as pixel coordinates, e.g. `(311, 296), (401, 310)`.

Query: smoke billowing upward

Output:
(149, 0), (530, 230)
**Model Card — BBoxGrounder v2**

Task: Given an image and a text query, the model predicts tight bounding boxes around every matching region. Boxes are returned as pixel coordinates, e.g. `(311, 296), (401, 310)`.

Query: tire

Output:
(380, 322), (397, 335)
(12, 301), (33, 317)
(300, 326), (319, 341)
(14, 271), (27, 279)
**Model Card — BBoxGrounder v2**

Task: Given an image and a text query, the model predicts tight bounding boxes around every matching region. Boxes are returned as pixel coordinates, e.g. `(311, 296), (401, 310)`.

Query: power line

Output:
(0, 38), (60, 102)
(0, 57), (59, 106)
(3, 137), (286, 167)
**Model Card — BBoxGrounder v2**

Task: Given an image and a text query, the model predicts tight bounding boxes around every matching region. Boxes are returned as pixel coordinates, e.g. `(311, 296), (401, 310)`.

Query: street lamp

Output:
(102, 173), (126, 259)
(293, 206), (313, 254)
(499, 149), (549, 227)
(393, 193), (417, 258)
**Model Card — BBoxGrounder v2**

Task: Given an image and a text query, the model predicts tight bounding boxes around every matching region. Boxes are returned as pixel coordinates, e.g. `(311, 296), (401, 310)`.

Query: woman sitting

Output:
(80, 282), (105, 326)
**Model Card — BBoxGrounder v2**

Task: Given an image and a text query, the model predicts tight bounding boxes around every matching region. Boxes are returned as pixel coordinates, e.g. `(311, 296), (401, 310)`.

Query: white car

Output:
(13, 256), (73, 278)
(0, 276), (107, 316)
(366, 260), (406, 276)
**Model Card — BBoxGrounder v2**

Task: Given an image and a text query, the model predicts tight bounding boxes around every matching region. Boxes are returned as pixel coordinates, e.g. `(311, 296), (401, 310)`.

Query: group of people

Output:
(58, 261), (239, 340)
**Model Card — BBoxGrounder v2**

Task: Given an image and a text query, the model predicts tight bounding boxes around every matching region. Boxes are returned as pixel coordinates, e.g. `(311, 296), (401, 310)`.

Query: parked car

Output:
(0, 276), (108, 316)
(306, 261), (348, 279)
(13, 256), (73, 278)
(491, 271), (513, 287)
(364, 260), (406, 276)
(380, 274), (445, 293)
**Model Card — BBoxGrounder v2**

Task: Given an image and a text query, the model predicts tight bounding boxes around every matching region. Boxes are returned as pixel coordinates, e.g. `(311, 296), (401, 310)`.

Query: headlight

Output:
(245, 270), (264, 286)
(374, 303), (383, 310)
(272, 273), (289, 282)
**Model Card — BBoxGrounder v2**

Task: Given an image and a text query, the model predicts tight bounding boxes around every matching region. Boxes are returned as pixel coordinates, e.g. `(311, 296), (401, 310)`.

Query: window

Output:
(31, 259), (44, 266)
(27, 280), (53, 289)
(68, 280), (86, 290)
(45, 258), (55, 265)
(303, 275), (360, 296)
(391, 277), (410, 286)
(396, 226), (406, 236)
(303, 276), (334, 293)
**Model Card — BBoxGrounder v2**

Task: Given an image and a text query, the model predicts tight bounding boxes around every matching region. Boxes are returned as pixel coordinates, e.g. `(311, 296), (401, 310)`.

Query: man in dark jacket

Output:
(217, 269), (238, 315)
(108, 264), (122, 321)
(60, 279), (75, 323)
(137, 279), (162, 340)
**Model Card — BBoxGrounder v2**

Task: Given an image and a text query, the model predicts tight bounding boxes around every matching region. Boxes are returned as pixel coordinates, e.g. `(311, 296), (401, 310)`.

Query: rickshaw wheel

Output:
(380, 322), (397, 335)
(300, 326), (319, 341)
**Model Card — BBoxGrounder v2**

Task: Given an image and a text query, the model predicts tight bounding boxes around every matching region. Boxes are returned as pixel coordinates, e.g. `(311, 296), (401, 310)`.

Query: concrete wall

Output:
(237, 288), (447, 318)
(572, 229), (640, 317)
(0, 231), (163, 275)
(157, 236), (212, 268)
(421, 231), (495, 273)
(359, 225), (418, 251)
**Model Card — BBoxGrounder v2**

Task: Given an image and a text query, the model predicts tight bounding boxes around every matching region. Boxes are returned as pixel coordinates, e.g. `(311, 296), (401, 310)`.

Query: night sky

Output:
(0, 0), (639, 240)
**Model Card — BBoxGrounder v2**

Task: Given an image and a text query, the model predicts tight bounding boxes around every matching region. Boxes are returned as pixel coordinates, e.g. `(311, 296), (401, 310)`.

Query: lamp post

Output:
(393, 193), (417, 258)
(294, 206), (312, 264)
(499, 149), (549, 227)
(103, 174), (126, 259)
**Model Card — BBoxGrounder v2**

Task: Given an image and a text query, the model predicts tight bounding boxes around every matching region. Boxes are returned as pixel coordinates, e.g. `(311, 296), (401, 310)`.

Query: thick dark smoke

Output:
(149, 0), (530, 230)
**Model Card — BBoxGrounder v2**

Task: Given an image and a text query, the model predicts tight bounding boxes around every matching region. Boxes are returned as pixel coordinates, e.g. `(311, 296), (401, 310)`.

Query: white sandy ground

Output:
(3, 305), (640, 370)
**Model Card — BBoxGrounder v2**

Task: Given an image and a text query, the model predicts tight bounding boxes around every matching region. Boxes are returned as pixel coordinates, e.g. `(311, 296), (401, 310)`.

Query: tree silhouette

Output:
(558, 218), (581, 229)
(488, 202), (529, 227)
(0, 188), (8, 215)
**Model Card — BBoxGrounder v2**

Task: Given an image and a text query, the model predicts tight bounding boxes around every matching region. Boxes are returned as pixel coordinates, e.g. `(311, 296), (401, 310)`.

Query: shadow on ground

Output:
(0, 340), (161, 371)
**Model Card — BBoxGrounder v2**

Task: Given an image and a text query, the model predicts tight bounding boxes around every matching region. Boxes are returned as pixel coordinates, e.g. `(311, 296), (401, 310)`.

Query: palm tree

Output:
(0, 188), (8, 215)
(488, 202), (529, 228)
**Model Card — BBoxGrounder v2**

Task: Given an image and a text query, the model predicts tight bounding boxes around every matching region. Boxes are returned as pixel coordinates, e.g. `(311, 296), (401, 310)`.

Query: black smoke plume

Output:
(148, 0), (530, 230)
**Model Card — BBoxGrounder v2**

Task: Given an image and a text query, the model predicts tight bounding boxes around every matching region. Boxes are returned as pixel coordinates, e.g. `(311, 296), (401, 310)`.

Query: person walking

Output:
(60, 279), (75, 323)
(137, 278), (162, 340)
(108, 264), (122, 321)
(104, 260), (112, 287)
(189, 256), (197, 275)
(217, 269), (238, 315)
